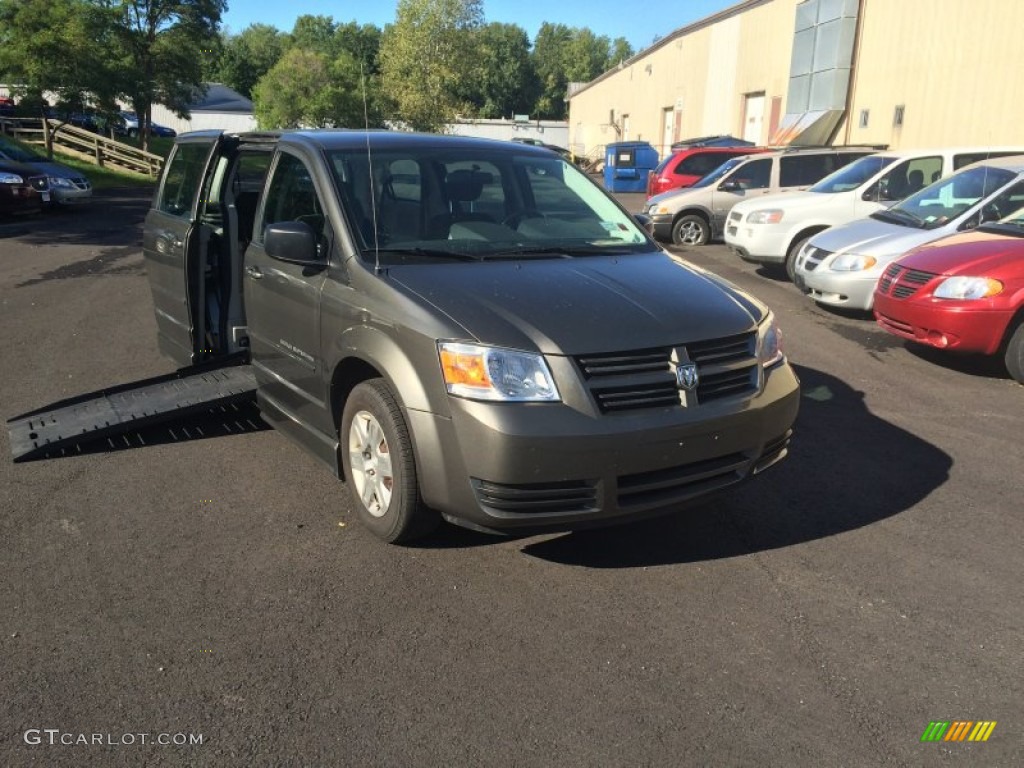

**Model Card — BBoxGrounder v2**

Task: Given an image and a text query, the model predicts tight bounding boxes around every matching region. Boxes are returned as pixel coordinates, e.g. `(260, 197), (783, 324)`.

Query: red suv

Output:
(874, 225), (1024, 383)
(647, 146), (767, 197)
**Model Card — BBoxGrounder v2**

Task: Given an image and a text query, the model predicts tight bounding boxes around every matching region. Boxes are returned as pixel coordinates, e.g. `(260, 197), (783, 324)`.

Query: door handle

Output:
(244, 265), (263, 280)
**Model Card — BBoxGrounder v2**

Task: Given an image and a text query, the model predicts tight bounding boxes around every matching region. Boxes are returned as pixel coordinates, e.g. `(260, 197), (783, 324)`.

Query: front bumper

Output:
(50, 185), (93, 205)
(724, 223), (788, 264)
(651, 214), (674, 242)
(874, 293), (1013, 355)
(797, 267), (879, 311)
(408, 363), (800, 534)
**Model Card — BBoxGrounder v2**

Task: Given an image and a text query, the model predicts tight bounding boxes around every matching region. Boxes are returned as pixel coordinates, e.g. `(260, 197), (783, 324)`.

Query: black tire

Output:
(671, 214), (710, 246)
(340, 379), (438, 543)
(785, 236), (811, 283)
(1004, 320), (1024, 384)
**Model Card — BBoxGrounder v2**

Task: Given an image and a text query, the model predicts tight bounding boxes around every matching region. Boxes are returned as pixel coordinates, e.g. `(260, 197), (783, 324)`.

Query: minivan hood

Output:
(811, 216), (941, 258)
(388, 252), (763, 355)
(898, 229), (1024, 277)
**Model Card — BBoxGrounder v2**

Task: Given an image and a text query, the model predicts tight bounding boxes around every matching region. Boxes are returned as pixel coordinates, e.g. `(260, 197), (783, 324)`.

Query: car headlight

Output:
(932, 276), (1003, 300)
(757, 313), (784, 368)
(648, 203), (672, 215)
(0, 172), (24, 184)
(746, 209), (784, 224)
(48, 176), (74, 188)
(438, 342), (560, 402)
(829, 253), (878, 271)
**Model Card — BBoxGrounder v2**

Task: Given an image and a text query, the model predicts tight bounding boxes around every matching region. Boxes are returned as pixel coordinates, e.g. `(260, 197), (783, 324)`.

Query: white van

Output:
(725, 147), (1024, 279)
(793, 156), (1024, 311)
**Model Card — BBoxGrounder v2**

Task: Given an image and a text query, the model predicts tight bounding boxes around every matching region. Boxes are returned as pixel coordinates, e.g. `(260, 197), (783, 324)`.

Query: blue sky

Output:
(222, 0), (739, 53)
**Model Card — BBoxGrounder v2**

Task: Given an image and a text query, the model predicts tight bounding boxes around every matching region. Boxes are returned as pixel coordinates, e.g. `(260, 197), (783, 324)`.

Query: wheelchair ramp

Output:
(7, 362), (257, 462)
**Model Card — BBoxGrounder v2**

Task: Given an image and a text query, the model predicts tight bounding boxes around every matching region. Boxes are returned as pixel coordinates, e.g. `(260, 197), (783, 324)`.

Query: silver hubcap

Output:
(348, 410), (394, 518)
(677, 221), (704, 245)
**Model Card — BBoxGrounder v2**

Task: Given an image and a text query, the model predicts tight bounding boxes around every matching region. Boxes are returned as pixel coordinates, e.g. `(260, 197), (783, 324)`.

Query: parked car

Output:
(644, 147), (877, 246)
(0, 158), (50, 215)
(511, 137), (573, 161)
(793, 156), (1024, 311)
(142, 130), (800, 542)
(0, 138), (92, 206)
(114, 112), (176, 138)
(647, 145), (767, 197)
(873, 221), (1024, 383)
(726, 146), (1024, 280)
(0, 96), (15, 116)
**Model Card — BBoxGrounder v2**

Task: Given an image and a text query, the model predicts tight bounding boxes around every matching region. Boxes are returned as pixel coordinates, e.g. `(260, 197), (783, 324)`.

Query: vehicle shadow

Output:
(6, 188), (152, 253)
(902, 344), (1012, 381)
(516, 364), (953, 567)
(9, 399), (270, 462)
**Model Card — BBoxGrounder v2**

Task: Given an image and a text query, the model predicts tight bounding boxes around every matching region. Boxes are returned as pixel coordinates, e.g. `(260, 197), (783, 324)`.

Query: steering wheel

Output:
(502, 208), (545, 229)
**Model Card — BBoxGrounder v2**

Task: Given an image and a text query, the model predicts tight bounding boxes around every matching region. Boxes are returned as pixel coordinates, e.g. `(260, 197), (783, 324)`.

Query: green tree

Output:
(290, 14), (338, 56)
(253, 48), (385, 130)
(213, 24), (287, 99)
(468, 22), (537, 119)
(531, 22), (572, 120)
(105, 0), (226, 150)
(379, 0), (484, 132)
(608, 37), (633, 68)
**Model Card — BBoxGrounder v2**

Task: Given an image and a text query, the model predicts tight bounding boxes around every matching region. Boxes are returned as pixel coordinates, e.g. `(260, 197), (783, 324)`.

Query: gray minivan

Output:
(645, 147), (877, 246)
(144, 131), (800, 542)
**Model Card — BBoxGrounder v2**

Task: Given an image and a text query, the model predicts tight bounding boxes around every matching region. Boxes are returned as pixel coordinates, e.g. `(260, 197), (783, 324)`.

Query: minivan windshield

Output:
(326, 148), (650, 264)
(809, 155), (897, 193)
(872, 165), (1015, 229)
(690, 156), (747, 188)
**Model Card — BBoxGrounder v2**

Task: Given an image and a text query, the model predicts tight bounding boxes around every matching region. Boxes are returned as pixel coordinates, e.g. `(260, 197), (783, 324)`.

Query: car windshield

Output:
(326, 147), (650, 264)
(874, 165), (1016, 229)
(0, 142), (41, 163)
(809, 155), (896, 193)
(690, 156), (747, 188)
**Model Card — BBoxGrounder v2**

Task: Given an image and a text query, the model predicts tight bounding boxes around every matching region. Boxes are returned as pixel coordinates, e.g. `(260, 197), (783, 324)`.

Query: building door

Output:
(662, 108), (674, 156)
(742, 93), (765, 144)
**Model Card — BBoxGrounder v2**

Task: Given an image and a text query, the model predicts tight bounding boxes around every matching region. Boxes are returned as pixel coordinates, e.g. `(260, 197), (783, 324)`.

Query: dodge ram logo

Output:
(675, 362), (699, 391)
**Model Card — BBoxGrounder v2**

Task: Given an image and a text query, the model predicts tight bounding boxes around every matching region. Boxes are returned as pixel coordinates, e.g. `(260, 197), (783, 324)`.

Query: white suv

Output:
(725, 147), (1024, 280)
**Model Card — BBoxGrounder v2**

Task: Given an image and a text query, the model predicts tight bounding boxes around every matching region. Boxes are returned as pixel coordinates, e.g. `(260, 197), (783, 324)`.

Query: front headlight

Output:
(829, 253), (878, 271)
(746, 209), (784, 224)
(48, 176), (74, 188)
(0, 172), (24, 184)
(438, 342), (560, 402)
(757, 313), (784, 368)
(933, 276), (1003, 300)
(648, 202), (672, 215)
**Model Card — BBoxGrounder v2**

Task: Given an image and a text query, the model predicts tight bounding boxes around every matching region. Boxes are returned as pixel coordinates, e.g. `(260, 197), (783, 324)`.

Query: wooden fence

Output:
(0, 117), (164, 177)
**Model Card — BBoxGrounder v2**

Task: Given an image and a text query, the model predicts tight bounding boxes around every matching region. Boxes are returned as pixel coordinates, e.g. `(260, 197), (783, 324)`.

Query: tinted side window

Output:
(879, 156), (942, 201)
(260, 153), (326, 242)
(158, 143), (210, 217)
(677, 152), (741, 177)
(730, 158), (771, 190)
(954, 151), (1024, 171)
(779, 154), (834, 187)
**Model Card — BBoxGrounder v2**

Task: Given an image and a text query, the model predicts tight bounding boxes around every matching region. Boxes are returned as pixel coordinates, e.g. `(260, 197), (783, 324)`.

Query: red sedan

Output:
(874, 225), (1024, 383)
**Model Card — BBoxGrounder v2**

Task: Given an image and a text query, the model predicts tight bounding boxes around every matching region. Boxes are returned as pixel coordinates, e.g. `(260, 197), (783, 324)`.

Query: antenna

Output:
(361, 62), (381, 273)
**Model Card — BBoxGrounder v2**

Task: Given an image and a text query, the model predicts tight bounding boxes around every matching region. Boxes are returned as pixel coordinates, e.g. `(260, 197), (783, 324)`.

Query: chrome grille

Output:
(802, 246), (832, 272)
(71, 177), (90, 190)
(880, 264), (937, 300)
(28, 176), (48, 191)
(575, 332), (758, 413)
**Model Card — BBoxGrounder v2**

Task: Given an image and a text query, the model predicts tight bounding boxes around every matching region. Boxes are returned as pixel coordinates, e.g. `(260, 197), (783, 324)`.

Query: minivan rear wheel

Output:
(671, 214), (710, 246)
(1004, 320), (1024, 384)
(341, 379), (438, 543)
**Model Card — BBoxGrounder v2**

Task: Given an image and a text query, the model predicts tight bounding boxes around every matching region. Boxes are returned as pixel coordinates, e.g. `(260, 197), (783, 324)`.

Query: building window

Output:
(859, 109), (870, 129)
(893, 105), (905, 127)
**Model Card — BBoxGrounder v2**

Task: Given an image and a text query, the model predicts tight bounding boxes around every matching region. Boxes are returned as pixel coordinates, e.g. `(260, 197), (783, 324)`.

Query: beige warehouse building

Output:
(568, 0), (1024, 161)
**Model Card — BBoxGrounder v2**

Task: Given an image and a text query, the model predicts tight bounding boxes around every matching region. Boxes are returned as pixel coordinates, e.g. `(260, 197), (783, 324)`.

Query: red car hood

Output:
(899, 229), (1024, 278)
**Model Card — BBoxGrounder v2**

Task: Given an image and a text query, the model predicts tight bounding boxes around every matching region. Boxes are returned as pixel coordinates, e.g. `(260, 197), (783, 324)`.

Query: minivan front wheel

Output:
(341, 379), (437, 543)
(671, 214), (710, 246)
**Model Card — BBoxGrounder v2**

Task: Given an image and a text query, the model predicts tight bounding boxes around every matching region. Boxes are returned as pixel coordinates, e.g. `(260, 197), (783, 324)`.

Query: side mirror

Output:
(264, 221), (322, 266)
(633, 213), (654, 235)
(718, 180), (741, 192)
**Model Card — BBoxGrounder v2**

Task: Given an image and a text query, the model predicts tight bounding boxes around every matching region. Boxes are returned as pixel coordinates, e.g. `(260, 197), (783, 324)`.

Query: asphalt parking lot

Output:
(1, 190), (1022, 767)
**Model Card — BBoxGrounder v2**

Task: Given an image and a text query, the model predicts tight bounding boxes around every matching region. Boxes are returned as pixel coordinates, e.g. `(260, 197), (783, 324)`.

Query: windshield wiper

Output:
(370, 246), (481, 262)
(481, 244), (638, 260)
(978, 222), (1024, 237)
(872, 208), (924, 228)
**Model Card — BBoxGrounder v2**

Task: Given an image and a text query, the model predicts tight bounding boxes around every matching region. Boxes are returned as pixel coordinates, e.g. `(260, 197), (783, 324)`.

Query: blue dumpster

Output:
(603, 141), (659, 192)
